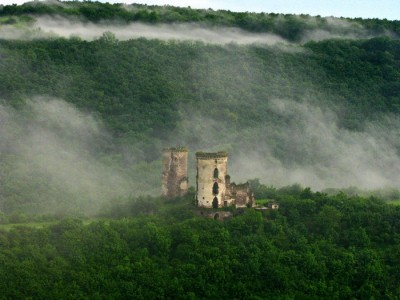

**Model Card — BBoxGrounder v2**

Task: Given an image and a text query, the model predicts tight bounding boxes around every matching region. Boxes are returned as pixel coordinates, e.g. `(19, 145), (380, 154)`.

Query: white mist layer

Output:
(0, 98), (137, 215)
(0, 15), (387, 44)
(0, 16), (287, 45)
(176, 99), (400, 190)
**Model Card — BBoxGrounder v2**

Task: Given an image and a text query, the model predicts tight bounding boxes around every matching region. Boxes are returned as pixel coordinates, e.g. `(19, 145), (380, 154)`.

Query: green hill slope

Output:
(1, 3), (400, 299)
(0, 2), (400, 214)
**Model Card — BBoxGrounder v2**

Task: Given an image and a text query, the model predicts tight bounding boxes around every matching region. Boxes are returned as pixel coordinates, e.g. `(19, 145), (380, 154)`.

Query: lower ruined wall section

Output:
(196, 210), (233, 221)
(227, 182), (255, 208)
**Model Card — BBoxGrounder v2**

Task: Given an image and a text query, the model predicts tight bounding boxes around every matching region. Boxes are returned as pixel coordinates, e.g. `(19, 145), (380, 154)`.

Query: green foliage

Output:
(0, 33), (400, 219)
(0, 190), (400, 298)
(0, 4), (399, 297)
(1, 36), (398, 156)
(1, 1), (399, 41)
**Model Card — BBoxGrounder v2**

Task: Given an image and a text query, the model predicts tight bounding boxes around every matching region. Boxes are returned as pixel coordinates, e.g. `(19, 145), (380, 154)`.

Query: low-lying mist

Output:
(0, 98), (159, 216)
(0, 15), (392, 44)
(1, 96), (399, 216)
(172, 98), (400, 191)
(0, 16), (287, 45)
(0, 16), (399, 216)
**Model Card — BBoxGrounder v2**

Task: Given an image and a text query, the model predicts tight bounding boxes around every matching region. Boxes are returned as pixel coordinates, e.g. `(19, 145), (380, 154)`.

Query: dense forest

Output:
(1, 188), (400, 298)
(0, 1), (400, 298)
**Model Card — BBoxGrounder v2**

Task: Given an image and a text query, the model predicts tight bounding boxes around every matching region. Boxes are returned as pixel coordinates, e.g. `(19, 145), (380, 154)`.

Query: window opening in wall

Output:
(212, 197), (218, 209)
(213, 168), (219, 179)
(212, 182), (219, 195)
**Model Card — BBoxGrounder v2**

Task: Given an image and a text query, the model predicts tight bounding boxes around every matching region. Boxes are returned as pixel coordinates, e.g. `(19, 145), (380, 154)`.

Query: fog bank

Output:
(0, 15), (390, 44)
(174, 99), (400, 191)
(0, 98), (154, 215)
(1, 16), (287, 45)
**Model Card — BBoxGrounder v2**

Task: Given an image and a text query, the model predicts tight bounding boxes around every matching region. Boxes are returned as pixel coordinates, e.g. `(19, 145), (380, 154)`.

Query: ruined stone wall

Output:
(233, 183), (253, 207)
(196, 152), (228, 208)
(226, 182), (255, 208)
(162, 148), (188, 198)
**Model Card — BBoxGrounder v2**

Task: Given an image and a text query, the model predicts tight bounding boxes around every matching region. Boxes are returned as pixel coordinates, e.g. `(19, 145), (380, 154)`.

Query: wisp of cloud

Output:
(0, 97), (157, 215)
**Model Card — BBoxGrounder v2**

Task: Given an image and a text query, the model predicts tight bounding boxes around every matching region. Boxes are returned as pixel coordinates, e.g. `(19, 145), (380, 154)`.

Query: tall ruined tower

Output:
(196, 151), (229, 208)
(162, 147), (188, 198)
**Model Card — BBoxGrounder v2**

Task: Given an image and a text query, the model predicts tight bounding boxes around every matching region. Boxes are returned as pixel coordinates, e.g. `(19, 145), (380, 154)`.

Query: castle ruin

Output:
(196, 151), (230, 208)
(161, 148), (254, 208)
(161, 147), (189, 198)
(195, 151), (254, 208)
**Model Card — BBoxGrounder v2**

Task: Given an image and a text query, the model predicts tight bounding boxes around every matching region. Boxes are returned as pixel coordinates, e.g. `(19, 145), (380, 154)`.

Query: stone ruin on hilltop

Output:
(162, 147), (254, 208)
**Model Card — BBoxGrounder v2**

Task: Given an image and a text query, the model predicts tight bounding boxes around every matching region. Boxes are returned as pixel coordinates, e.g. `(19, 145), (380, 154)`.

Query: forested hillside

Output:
(1, 1), (400, 40)
(0, 2), (400, 213)
(0, 2), (400, 298)
(1, 2), (400, 213)
(1, 188), (400, 298)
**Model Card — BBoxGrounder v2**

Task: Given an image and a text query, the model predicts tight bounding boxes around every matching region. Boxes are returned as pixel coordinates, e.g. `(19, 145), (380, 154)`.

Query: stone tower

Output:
(162, 147), (188, 198)
(196, 151), (230, 208)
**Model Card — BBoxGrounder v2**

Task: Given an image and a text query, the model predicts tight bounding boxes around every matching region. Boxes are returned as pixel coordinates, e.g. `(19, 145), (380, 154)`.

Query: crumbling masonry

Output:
(195, 151), (254, 208)
(161, 147), (189, 198)
(162, 148), (254, 208)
